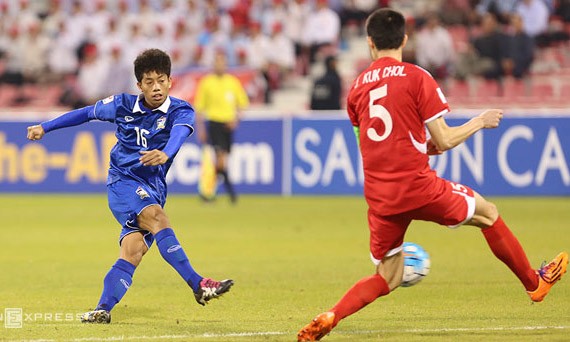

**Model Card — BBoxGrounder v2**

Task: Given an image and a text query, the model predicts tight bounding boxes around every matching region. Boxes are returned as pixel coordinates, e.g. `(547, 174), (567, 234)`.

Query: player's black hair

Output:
(133, 48), (171, 82)
(366, 8), (406, 51)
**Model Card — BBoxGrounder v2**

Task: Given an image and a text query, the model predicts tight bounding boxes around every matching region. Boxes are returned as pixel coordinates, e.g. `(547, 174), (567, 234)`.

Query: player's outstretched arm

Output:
(426, 109), (503, 152)
(26, 106), (95, 141)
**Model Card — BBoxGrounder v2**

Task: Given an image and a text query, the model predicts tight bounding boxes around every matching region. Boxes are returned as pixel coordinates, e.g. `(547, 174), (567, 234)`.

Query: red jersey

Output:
(347, 57), (450, 215)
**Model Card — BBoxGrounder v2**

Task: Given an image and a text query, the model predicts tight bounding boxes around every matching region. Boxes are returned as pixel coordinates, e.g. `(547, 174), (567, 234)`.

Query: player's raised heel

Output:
(527, 252), (569, 302)
(80, 309), (111, 324)
(194, 278), (234, 305)
(297, 311), (335, 341)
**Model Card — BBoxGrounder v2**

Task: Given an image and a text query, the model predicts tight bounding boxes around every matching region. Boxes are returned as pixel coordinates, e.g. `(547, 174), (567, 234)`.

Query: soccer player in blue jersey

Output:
(26, 49), (234, 324)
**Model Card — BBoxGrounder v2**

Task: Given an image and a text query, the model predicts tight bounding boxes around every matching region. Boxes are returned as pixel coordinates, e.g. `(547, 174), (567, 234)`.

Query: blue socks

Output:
(95, 229), (202, 312)
(155, 228), (203, 292)
(96, 259), (136, 312)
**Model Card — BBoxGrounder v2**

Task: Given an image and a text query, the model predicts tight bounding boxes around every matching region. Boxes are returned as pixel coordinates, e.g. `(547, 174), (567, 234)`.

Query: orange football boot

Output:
(297, 311), (335, 341)
(527, 252), (568, 302)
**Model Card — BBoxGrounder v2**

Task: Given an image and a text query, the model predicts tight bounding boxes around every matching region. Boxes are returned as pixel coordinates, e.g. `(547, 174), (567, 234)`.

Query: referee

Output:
(195, 52), (249, 203)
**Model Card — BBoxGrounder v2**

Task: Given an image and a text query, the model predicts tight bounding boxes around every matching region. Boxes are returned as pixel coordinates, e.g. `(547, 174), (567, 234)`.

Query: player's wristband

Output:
(353, 126), (360, 147)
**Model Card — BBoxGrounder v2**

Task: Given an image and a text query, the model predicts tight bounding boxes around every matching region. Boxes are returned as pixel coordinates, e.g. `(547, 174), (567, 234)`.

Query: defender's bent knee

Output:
(469, 193), (499, 228)
(376, 251), (404, 291)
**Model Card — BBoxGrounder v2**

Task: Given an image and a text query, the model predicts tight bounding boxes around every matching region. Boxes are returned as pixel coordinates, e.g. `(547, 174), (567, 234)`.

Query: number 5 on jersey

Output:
(367, 84), (393, 142)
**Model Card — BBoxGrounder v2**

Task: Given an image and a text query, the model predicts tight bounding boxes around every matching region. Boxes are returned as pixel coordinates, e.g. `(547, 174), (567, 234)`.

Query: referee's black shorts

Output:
(207, 120), (233, 153)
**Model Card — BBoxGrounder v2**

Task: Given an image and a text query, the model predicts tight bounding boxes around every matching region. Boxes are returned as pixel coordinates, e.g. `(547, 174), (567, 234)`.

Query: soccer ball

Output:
(401, 242), (430, 287)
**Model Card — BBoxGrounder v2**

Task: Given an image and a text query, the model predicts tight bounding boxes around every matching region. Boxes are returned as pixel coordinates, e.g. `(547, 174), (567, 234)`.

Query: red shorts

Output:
(368, 178), (476, 264)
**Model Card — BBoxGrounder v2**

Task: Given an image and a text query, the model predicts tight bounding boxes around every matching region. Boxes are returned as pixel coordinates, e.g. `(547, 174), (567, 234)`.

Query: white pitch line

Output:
(5, 325), (569, 342)
(65, 325), (570, 341)
(69, 332), (286, 341)
(357, 325), (570, 334)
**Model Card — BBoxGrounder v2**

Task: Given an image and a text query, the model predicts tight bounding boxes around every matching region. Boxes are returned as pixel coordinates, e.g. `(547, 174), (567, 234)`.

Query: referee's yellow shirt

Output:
(194, 73), (249, 123)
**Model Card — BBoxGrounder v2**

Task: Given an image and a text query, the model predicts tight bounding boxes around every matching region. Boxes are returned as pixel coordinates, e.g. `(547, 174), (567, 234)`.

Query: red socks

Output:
(331, 274), (390, 326)
(482, 216), (538, 291)
(328, 216), (537, 328)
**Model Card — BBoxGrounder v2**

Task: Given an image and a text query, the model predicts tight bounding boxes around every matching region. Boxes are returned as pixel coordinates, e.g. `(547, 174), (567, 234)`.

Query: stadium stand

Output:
(1, 0), (570, 114)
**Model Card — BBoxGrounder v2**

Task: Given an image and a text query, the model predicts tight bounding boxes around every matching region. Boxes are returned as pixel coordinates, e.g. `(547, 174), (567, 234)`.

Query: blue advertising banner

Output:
(167, 119), (283, 194)
(0, 121), (115, 192)
(0, 120), (283, 194)
(430, 117), (570, 195)
(1, 116), (569, 195)
(289, 118), (362, 195)
(285, 117), (570, 196)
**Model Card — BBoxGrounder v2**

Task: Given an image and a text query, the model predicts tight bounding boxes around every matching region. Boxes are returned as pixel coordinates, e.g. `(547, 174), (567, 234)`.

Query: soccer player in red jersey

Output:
(297, 8), (568, 341)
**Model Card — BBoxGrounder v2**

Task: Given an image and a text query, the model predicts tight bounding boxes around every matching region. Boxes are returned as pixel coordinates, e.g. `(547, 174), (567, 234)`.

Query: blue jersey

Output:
(92, 93), (194, 191)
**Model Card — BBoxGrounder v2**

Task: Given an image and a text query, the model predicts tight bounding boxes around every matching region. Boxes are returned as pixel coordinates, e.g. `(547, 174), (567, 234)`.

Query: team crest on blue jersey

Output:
(156, 116), (166, 130)
(136, 186), (150, 199)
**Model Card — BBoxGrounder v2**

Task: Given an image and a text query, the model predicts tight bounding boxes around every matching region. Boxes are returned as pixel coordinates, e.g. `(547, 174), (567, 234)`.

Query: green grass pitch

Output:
(0, 195), (568, 341)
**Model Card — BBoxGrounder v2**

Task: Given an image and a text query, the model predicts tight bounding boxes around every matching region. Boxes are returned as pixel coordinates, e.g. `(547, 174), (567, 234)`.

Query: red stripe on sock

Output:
(331, 274), (390, 326)
(482, 216), (538, 291)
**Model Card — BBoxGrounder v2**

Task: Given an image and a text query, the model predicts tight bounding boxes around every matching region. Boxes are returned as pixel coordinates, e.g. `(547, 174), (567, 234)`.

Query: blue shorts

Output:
(107, 178), (166, 248)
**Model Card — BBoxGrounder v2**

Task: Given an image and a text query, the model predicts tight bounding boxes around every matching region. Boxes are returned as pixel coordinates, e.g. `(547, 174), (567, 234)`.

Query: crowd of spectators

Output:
(0, 0), (345, 107)
(0, 0), (569, 109)
(403, 0), (570, 97)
